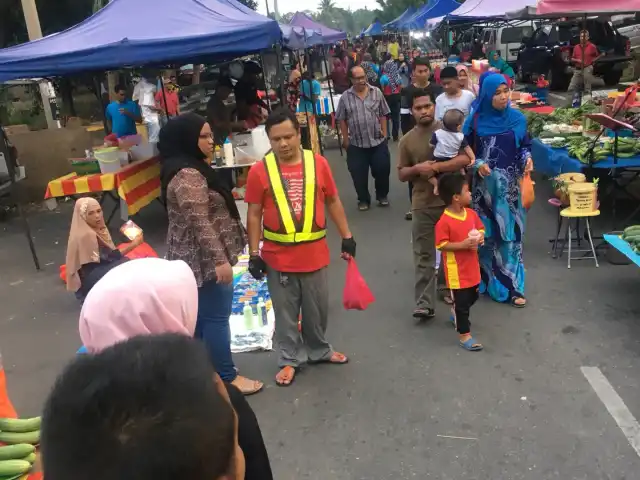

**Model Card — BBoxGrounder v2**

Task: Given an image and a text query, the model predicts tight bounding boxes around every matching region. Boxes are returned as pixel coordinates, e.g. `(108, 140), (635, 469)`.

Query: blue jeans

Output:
(195, 280), (236, 382)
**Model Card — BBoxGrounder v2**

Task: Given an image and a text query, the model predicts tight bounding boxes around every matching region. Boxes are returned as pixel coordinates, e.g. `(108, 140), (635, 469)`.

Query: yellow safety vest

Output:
(263, 149), (326, 245)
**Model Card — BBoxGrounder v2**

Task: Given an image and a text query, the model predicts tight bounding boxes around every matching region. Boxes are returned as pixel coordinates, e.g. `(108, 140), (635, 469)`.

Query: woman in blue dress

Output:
(464, 74), (533, 307)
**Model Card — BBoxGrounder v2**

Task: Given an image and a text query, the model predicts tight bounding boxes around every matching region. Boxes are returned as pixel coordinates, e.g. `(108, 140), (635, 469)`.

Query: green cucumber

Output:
(0, 444), (35, 461)
(623, 225), (640, 236)
(0, 430), (40, 445)
(0, 459), (31, 476)
(623, 234), (640, 244)
(21, 452), (36, 464)
(0, 417), (41, 433)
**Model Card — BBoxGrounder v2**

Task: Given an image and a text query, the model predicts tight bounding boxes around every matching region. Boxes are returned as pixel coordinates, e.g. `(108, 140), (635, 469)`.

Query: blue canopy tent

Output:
(0, 0), (281, 82)
(364, 19), (384, 36)
(383, 6), (417, 31)
(400, 0), (461, 30)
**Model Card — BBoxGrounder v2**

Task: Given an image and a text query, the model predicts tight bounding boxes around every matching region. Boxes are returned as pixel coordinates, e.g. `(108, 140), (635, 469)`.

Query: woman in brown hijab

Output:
(65, 197), (142, 299)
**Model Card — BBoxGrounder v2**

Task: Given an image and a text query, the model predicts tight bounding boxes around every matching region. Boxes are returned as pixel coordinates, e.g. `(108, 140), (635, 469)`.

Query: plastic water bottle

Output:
(223, 137), (234, 166)
(243, 301), (254, 330)
(572, 92), (582, 108)
(257, 297), (268, 326)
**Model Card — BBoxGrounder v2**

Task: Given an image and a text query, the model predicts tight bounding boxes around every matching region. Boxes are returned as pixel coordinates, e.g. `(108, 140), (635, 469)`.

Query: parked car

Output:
(516, 19), (631, 90)
(482, 23), (536, 65)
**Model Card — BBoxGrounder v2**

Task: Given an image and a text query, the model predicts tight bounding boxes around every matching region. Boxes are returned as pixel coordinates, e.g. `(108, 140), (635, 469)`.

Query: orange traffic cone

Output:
(0, 367), (17, 419)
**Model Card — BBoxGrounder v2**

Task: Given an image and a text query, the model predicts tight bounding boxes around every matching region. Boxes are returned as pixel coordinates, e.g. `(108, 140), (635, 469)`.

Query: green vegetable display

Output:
(622, 225), (640, 254)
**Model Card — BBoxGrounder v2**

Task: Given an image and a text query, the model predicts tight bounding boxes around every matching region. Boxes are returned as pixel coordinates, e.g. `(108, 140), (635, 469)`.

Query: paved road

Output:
(2, 143), (640, 479)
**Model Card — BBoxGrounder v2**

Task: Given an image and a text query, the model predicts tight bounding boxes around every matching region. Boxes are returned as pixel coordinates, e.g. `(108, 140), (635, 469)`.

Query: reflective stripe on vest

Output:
(263, 149), (326, 245)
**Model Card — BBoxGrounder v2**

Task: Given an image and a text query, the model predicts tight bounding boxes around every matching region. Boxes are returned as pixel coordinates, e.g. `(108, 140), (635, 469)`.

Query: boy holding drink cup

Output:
(435, 173), (484, 351)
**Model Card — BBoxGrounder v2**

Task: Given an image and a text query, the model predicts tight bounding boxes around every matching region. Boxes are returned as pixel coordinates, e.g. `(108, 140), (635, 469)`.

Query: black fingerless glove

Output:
(248, 255), (267, 280)
(341, 237), (356, 258)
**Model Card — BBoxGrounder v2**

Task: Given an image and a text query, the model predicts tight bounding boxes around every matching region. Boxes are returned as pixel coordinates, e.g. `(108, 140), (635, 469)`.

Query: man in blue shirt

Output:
(105, 84), (142, 138)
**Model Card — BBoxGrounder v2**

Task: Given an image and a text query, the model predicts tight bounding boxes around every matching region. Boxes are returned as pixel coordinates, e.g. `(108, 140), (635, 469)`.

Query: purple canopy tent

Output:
(289, 12), (347, 43)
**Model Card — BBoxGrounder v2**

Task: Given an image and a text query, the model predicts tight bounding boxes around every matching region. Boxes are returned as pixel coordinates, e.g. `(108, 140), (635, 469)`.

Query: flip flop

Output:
(275, 366), (297, 387)
(309, 352), (349, 365)
(459, 337), (483, 351)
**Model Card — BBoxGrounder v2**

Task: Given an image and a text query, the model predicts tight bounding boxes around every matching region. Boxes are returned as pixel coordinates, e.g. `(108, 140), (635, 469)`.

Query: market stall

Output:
(0, 0), (281, 81)
(604, 231), (640, 267)
(364, 20), (384, 37)
(399, 0), (460, 31)
(384, 7), (417, 31)
(44, 156), (161, 223)
(289, 12), (347, 43)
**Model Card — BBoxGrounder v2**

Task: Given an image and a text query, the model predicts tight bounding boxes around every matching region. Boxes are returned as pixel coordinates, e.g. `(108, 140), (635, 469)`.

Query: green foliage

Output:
(1, 0), (94, 48)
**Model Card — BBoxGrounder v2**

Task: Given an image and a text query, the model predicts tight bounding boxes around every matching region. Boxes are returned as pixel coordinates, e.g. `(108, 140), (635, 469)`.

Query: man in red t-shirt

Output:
(245, 108), (356, 386)
(568, 30), (602, 95)
(435, 173), (485, 352)
(155, 81), (180, 117)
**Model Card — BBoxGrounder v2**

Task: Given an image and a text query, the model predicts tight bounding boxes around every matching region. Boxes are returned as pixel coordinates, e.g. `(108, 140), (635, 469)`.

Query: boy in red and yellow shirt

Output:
(435, 173), (485, 351)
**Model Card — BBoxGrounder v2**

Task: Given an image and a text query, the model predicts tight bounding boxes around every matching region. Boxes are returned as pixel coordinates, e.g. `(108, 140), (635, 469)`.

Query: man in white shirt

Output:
(435, 66), (475, 122)
(132, 75), (161, 143)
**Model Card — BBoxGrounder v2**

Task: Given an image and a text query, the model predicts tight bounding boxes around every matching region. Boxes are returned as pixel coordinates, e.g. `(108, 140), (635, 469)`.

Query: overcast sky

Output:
(257, 0), (373, 17)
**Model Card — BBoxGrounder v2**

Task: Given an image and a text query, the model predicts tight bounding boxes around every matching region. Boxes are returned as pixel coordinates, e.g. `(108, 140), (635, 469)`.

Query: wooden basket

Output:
(568, 182), (598, 213)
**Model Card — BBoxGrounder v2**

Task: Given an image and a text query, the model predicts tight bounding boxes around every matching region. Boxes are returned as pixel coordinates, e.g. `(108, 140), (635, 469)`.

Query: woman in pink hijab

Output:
(456, 64), (478, 96)
(78, 257), (274, 480)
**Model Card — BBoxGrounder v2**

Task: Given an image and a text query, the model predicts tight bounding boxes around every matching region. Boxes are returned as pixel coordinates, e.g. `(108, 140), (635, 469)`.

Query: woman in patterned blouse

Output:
(159, 114), (263, 395)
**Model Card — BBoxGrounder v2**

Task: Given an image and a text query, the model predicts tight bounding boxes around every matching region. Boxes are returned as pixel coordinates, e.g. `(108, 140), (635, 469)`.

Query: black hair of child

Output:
(438, 172), (467, 206)
(442, 108), (465, 133)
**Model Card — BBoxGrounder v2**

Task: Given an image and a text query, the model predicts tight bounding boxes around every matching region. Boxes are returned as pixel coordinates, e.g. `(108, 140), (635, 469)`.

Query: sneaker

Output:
(358, 202), (370, 211)
(377, 197), (390, 207)
(405, 211), (412, 221)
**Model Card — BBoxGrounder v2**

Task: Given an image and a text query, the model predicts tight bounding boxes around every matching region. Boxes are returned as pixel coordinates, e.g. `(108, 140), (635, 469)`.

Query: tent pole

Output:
(321, 45), (343, 157)
(275, 44), (286, 106)
(259, 50), (273, 113)
(304, 48), (323, 156)
(158, 75), (170, 119)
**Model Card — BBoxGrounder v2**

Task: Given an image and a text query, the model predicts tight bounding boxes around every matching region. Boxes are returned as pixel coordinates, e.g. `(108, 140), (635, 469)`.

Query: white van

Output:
(482, 23), (536, 64)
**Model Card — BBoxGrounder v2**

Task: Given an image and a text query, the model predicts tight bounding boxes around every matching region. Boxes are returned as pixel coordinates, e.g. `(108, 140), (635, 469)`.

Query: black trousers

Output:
(225, 382), (274, 480)
(346, 142), (391, 205)
(451, 285), (479, 335)
(384, 93), (401, 140)
(401, 113), (415, 136)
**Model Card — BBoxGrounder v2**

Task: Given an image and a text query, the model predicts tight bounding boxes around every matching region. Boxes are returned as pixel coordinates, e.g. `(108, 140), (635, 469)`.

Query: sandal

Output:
(413, 308), (435, 320)
(231, 375), (264, 395)
(309, 351), (349, 365)
(275, 366), (297, 387)
(511, 296), (527, 308)
(459, 337), (483, 351)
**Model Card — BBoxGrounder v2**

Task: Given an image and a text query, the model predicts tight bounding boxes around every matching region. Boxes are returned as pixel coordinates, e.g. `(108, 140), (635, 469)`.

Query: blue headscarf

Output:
(463, 73), (527, 147)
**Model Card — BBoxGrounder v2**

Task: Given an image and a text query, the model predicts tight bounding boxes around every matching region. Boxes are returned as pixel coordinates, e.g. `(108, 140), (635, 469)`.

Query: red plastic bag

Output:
(342, 258), (375, 311)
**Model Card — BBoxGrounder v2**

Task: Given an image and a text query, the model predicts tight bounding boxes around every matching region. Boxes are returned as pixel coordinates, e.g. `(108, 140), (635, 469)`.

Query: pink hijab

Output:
(79, 257), (198, 353)
(456, 65), (478, 95)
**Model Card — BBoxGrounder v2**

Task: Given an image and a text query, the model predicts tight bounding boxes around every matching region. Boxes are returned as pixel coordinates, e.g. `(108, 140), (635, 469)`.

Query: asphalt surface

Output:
(2, 141), (640, 479)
